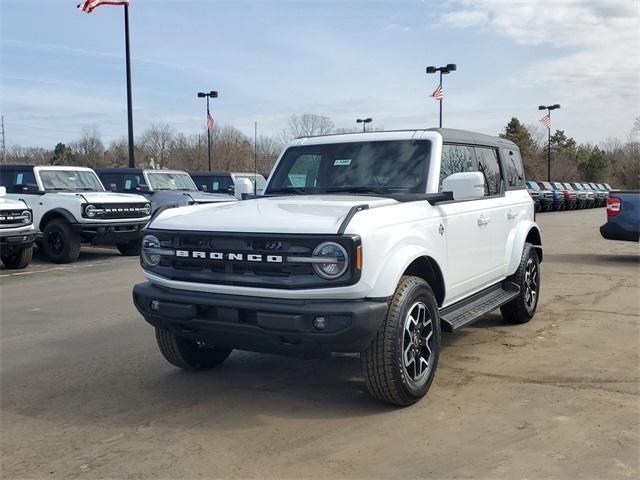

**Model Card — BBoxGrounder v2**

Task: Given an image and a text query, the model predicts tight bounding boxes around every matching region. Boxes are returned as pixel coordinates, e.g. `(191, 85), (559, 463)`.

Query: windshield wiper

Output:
(323, 186), (388, 195)
(267, 187), (308, 195)
(46, 187), (73, 191)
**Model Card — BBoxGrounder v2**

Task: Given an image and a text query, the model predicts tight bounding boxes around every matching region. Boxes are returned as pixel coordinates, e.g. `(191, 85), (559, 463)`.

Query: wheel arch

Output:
(39, 208), (76, 231)
(402, 256), (446, 307)
(505, 222), (543, 276)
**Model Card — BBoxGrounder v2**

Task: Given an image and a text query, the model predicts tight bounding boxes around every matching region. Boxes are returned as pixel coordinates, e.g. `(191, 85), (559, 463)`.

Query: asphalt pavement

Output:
(1, 207), (638, 479)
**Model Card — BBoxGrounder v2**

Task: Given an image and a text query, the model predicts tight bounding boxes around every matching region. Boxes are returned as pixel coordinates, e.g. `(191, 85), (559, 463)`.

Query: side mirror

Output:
(233, 178), (253, 199)
(0, 186), (6, 197)
(442, 172), (485, 201)
(226, 185), (235, 195)
(10, 183), (42, 195)
(135, 184), (151, 193)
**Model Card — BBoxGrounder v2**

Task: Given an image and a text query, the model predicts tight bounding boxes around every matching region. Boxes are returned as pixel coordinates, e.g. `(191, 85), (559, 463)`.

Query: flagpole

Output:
(207, 96), (211, 171)
(547, 110), (551, 182)
(439, 70), (443, 128)
(124, 3), (135, 168)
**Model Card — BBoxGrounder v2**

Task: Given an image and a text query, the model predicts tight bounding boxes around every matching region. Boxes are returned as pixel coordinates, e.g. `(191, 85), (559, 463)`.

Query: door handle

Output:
(507, 209), (517, 219)
(477, 214), (491, 226)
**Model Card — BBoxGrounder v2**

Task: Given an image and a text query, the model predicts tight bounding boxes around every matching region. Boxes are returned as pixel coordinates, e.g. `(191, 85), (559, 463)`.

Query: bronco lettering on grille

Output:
(175, 250), (283, 263)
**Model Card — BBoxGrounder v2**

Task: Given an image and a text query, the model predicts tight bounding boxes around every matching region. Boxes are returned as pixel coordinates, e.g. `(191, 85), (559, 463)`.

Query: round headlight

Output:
(142, 203), (152, 216)
(21, 210), (32, 224)
(312, 242), (348, 280)
(85, 204), (97, 217)
(141, 235), (161, 267)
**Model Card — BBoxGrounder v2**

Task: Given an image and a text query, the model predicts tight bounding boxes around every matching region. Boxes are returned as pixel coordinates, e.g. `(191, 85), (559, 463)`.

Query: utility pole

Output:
(1, 116), (5, 163)
(538, 104), (561, 182)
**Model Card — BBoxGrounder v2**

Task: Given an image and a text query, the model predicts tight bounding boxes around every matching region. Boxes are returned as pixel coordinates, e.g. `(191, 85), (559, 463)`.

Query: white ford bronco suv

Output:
(0, 186), (36, 269)
(0, 165), (152, 263)
(133, 129), (542, 406)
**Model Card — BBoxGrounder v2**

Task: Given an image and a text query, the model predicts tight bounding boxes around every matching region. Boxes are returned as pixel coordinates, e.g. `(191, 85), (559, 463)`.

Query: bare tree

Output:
(284, 113), (334, 140)
(104, 137), (130, 167)
(140, 123), (176, 169)
(70, 125), (105, 167)
(212, 125), (253, 171)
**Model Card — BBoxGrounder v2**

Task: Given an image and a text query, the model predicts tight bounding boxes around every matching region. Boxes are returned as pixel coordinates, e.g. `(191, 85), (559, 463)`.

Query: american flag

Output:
(77, 0), (129, 13)
(431, 83), (444, 101)
(539, 114), (551, 129)
(207, 112), (215, 130)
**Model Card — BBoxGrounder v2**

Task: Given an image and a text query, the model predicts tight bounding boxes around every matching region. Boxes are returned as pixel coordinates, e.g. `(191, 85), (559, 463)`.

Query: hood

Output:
(59, 192), (149, 204)
(184, 191), (237, 203)
(150, 194), (398, 234)
(0, 197), (28, 209)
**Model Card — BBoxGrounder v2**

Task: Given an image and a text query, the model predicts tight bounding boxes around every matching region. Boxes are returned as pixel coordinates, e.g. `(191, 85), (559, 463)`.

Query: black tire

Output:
(361, 276), (441, 407)
(501, 243), (540, 324)
(41, 218), (81, 263)
(117, 240), (141, 256)
(0, 245), (33, 269)
(155, 327), (232, 371)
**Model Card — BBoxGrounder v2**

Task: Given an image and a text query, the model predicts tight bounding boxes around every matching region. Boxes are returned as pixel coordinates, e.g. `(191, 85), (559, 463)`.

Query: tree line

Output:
(500, 116), (640, 189)
(3, 114), (639, 188)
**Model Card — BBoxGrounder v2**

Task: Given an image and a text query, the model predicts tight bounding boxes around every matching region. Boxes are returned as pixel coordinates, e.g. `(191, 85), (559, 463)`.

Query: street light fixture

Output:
(539, 103), (561, 182)
(426, 63), (457, 128)
(197, 90), (218, 170)
(356, 117), (373, 133)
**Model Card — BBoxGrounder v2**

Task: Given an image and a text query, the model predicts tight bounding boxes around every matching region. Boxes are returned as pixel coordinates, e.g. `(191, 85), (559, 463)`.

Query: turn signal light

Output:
(607, 197), (621, 217)
(356, 245), (362, 270)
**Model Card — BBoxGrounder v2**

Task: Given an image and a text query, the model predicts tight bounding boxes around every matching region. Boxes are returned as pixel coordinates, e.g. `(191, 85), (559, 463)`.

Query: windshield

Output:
(571, 183), (583, 190)
(146, 172), (196, 191)
(266, 140), (431, 195)
(526, 181), (540, 190)
(39, 169), (104, 192)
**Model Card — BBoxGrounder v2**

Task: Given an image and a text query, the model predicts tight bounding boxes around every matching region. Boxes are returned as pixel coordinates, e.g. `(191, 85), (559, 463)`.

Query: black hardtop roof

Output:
(189, 171), (231, 176)
(0, 164), (35, 170)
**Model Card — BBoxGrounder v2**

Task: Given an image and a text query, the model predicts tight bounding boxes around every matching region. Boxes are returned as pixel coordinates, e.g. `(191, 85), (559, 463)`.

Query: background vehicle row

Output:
(526, 180), (611, 212)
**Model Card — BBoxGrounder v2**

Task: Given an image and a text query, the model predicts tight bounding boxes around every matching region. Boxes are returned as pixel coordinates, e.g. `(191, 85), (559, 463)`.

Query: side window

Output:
(439, 144), (475, 191)
(14, 171), (36, 185)
(503, 148), (525, 188)
(475, 147), (503, 196)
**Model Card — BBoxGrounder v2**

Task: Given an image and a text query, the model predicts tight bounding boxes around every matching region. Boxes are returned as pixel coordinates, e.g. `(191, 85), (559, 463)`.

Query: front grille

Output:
(145, 230), (360, 289)
(0, 210), (30, 228)
(82, 203), (150, 219)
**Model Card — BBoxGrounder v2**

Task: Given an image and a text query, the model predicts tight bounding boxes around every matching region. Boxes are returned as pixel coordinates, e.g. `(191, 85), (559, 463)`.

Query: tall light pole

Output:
(198, 90), (218, 170)
(426, 63), (456, 128)
(356, 117), (372, 132)
(538, 104), (561, 182)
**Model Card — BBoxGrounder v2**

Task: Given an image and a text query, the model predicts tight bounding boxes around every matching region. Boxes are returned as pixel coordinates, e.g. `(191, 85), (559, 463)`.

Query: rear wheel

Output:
(0, 245), (33, 269)
(41, 218), (81, 263)
(361, 276), (440, 406)
(117, 240), (141, 256)
(155, 327), (232, 371)
(501, 243), (540, 324)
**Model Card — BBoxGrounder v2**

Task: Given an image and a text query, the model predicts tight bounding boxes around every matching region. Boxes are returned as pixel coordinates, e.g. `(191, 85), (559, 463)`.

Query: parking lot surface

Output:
(1, 208), (638, 479)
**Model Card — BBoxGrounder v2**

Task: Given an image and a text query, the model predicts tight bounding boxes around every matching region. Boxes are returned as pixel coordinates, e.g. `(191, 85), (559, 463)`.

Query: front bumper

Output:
(133, 282), (388, 357)
(75, 220), (148, 244)
(600, 222), (640, 242)
(0, 232), (36, 253)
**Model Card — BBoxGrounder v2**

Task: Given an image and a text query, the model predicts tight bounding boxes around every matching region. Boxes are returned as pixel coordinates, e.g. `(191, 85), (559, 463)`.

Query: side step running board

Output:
(440, 282), (520, 332)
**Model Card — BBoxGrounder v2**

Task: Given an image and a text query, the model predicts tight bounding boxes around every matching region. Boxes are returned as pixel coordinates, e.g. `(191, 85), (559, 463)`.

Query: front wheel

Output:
(501, 243), (540, 324)
(117, 240), (141, 256)
(41, 219), (81, 263)
(361, 276), (441, 406)
(1, 245), (33, 269)
(155, 327), (232, 371)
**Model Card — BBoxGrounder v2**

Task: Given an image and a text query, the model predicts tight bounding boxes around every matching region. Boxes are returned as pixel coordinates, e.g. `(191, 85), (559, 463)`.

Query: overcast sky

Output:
(1, 0), (638, 148)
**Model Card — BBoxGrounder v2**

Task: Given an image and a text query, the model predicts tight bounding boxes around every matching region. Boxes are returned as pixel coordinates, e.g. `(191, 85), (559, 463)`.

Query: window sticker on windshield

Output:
(334, 159), (351, 166)
(125, 180), (132, 190)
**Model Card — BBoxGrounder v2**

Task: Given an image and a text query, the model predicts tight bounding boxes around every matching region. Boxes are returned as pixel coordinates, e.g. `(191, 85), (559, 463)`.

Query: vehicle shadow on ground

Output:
(0, 246), (127, 271)
(1, 314), (508, 428)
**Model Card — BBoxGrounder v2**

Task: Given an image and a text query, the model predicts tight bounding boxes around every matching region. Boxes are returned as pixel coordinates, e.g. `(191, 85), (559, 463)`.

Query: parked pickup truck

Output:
(189, 171), (267, 199)
(96, 168), (237, 214)
(0, 165), (151, 263)
(132, 128), (543, 406)
(600, 191), (639, 242)
(0, 186), (36, 269)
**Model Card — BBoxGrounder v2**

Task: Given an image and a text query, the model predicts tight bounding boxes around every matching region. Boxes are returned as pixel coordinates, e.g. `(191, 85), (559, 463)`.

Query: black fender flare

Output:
(39, 208), (77, 231)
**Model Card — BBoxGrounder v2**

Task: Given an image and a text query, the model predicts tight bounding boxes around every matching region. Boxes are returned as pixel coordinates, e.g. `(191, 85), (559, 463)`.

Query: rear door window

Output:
(502, 148), (525, 189)
(439, 144), (475, 191)
(475, 147), (503, 196)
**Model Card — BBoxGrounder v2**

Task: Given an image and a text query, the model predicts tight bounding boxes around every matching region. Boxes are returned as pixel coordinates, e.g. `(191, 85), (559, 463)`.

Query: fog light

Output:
(313, 316), (327, 330)
(150, 300), (160, 311)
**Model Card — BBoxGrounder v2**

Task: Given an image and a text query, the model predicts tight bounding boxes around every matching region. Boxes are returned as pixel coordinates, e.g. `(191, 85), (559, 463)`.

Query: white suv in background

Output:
(0, 165), (151, 263)
(0, 186), (36, 269)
